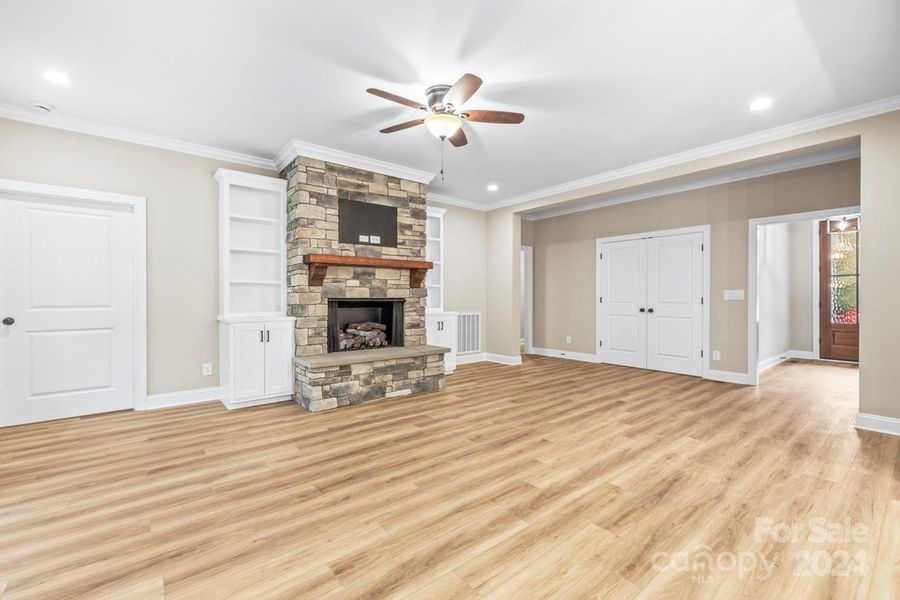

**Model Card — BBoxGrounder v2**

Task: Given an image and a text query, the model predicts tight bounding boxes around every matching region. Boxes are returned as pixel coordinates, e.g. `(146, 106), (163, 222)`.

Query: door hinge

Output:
(701, 243), (704, 251)
(701, 350), (704, 358)
(598, 340), (603, 347)
(599, 252), (603, 260)
(599, 296), (603, 303)
(701, 296), (704, 305)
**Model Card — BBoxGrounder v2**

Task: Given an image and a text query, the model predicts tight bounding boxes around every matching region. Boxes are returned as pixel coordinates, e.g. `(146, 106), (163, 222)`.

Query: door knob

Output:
(639, 308), (646, 313)
(648, 308), (655, 313)
(2, 317), (13, 325)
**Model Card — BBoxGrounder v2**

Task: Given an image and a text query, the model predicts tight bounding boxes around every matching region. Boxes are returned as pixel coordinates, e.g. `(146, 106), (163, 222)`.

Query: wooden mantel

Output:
(304, 254), (433, 287)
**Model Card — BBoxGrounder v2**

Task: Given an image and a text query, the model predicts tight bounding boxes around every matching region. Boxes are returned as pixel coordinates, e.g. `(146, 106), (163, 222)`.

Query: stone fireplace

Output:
(281, 154), (447, 412)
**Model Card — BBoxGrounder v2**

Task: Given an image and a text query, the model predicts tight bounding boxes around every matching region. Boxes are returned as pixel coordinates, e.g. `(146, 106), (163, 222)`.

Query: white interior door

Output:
(598, 239), (647, 368)
(646, 233), (703, 376)
(233, 322), (266, 401)
(0, 196), (135, 426)
(263, 320), (293, 396)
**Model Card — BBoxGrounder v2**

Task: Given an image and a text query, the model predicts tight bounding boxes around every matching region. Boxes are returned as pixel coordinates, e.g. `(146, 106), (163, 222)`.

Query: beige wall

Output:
(0, 118), (275, 395)
(788, 221), (814, 353)
(758, 221), (814, 360)
(428, 201), (488, 351)
(530, 160), (859, 373)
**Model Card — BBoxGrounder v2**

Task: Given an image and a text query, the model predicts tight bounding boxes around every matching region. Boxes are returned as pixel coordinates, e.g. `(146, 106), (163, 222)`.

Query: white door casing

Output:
(646, 233), (703, 376)
(0, 196), (137, 426)
(598, 238), (647, 369)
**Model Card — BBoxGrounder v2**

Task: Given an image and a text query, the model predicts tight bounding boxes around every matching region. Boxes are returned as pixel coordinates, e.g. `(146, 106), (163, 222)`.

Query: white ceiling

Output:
(1, 0), (898, 206)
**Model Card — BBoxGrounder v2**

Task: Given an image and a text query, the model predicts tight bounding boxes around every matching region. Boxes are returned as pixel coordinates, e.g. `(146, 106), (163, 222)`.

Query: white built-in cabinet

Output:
(215, 169), (295, 409)
(426, 312), (457, 374)
(425, 207), (457, 373)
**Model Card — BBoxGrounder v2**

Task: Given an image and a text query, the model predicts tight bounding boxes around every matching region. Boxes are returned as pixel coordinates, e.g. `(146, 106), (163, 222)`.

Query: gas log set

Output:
(338, 321), (390, 351)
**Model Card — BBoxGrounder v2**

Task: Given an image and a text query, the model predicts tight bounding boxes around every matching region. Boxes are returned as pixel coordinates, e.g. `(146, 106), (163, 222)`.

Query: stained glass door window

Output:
(828, 229), (859, 324)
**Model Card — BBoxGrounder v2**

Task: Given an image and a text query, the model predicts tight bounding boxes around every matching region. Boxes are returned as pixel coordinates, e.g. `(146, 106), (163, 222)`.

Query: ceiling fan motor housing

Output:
(425, 84), (452, 111)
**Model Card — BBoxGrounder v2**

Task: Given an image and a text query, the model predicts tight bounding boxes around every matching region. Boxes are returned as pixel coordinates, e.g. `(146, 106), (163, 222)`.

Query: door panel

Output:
(599, 240), (647, 368)
(264, 321), (294, 396)
(233, 323), (266, 401)
(646, 233), (703, 376)
(1, 198), (134, 427)
(819, 220), (859, 361)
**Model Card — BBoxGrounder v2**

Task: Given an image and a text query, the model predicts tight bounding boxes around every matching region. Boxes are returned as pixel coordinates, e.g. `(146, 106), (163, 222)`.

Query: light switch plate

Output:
(712, 351), (721, 361)
(202, 362), (213, 376)
(724, 289), (745, 301)
(369, 235), (381, 244)
(358, 234), (370, 243)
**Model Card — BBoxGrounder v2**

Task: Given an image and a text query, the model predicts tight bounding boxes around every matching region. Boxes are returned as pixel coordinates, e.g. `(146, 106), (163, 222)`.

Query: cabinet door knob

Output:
(648, 308), (655, 313)
(266, 330), (270, 342)
(2, 317), (14, 326)
(260, 330), (264, 342)
(639, 308), (645, 313)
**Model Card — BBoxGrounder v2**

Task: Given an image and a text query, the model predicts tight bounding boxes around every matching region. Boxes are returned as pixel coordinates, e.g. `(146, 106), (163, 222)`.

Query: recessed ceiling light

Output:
(43, 70), (70, 86)
(749, 97), (773, 112)
(486, 183), (499, 192)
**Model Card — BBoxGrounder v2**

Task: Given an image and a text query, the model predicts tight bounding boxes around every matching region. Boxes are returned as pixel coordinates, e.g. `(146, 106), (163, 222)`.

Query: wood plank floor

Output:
(0, 356), (897, 599)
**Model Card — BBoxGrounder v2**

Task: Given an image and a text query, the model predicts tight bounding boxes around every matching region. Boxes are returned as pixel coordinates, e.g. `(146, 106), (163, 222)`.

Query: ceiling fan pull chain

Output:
(440, 138), (445, 181)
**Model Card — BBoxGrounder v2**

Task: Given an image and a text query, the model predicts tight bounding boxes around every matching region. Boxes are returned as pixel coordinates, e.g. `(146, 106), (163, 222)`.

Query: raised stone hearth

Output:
(281, 154), (445, 411)
(295, 345), (448, 412)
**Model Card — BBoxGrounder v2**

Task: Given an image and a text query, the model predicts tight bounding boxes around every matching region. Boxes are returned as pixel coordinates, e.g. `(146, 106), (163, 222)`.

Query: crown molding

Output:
(0, 102), (277, 170)
(276, 139), (436, 184)
(523, 143), (860, 221)
(426, 192), (488, 211)
(491, 94), (900, 211)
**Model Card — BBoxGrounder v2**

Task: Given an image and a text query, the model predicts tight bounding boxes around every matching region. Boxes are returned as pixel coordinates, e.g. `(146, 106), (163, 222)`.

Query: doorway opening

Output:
(748, 206), (860, 385)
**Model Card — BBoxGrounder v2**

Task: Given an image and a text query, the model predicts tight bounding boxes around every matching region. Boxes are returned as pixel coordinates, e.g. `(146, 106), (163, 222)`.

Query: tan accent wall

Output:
(429, 201), (488, 352)
(530, 160), (859, 373)
(788, 221), (814, 353)
(0, 118), (276, 395)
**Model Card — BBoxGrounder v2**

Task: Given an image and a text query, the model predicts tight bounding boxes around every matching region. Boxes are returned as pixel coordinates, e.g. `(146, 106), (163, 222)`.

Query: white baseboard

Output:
(855, 413), (900, 437)
(455, 352), (523, 366)
(704, 369), (752, 385)
(456, 352), (486, 365)
(759, 350), (818, 372)
(485, 353), (523, 366)
(529, 347), (600, 363)
(143, 386), (222, 410)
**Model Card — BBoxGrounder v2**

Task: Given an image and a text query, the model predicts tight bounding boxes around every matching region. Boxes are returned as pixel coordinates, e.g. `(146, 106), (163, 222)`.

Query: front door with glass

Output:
(819, 217), (860, 361)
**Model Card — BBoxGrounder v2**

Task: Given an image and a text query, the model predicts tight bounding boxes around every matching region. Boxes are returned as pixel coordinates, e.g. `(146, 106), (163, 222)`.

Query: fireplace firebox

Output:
(327, 298), (405, 353)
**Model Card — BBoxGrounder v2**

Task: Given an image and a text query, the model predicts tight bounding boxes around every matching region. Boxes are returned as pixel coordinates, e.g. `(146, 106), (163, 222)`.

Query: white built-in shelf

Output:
(426, 207), (445, 311)
(230, 214), (281, 225)
(229, 247), (281, 255)
(216, 169), (289, 318)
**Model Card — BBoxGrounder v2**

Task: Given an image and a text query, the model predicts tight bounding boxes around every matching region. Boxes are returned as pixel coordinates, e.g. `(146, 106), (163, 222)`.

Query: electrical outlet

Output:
(565, 335), (572, 344)
(202, 362), (213, 376)
(712, 351), (721, 361)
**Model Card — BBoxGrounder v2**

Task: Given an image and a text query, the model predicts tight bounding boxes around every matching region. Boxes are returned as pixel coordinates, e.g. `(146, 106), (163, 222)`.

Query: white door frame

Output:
(747, 205), (859, 385)
(596, 224), (711, 379)
(0, 178), (148, 410)
(521, 246), (534, 354)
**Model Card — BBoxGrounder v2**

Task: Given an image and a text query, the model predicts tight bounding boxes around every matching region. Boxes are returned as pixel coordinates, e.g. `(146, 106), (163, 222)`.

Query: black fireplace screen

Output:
(328, 298), (405, 352)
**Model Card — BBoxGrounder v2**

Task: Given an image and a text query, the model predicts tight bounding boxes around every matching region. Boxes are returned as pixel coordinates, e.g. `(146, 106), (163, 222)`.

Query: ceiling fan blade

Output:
(379, 119), (425, 133)
(462, 110), (525, 124)
(367, 88), (427, 111)
(443, 73), (483, 108)
(449, 127), (468, 147)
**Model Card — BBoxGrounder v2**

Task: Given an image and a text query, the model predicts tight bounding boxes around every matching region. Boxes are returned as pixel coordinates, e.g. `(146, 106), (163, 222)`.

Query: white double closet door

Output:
(598, 232), (703, 376)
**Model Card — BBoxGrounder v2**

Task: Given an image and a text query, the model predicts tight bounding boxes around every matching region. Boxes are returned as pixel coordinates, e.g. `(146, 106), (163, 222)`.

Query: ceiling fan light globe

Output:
(424, 113), (462, 139)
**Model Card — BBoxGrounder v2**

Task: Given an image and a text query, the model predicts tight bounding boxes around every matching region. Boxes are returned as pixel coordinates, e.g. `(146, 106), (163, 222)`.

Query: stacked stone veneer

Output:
(295, 352), (445, 411)
(281, 155), (446, 411)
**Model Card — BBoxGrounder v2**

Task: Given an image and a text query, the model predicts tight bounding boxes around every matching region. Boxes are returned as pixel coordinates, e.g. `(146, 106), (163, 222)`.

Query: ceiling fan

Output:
(366, 73), (525, 147)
